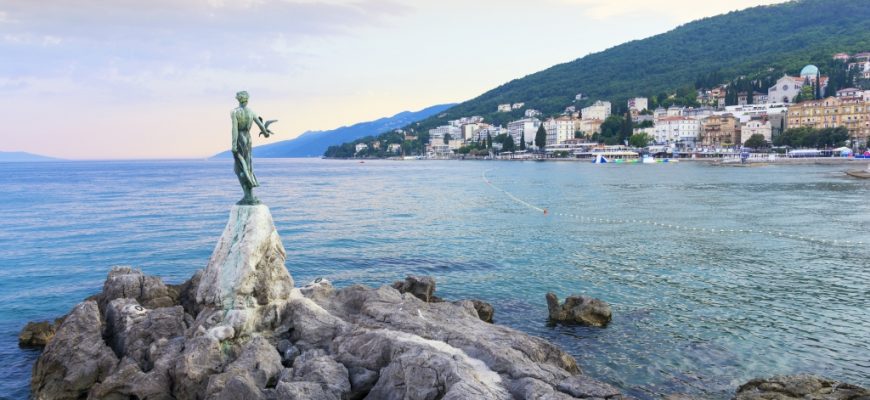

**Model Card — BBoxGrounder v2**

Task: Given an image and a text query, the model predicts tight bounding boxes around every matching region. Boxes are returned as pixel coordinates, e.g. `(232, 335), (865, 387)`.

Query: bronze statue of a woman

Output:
(231, 91), (276, 205)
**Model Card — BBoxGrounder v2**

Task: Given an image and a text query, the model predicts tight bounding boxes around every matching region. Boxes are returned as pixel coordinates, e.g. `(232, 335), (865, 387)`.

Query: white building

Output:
(388, 143), (402, 153)
(525, 109), (541, 118)
(429, 125), (461, 142)
(653, 106), (667, 120)
(475, 124), (507, 142)
(653, 117), (701, 148)
(581, 101), (611, 121)
(497, 104), (512, 112)
(512, 102), (525, 110)
(577, 119), (603, 136)
(507, 118), (541, 148)
(544, 116), (578, 146)
(666, 106), (684, 117)
(461, 123), (481, 141)
(354, 143), (368, 153)
(627, 97), (648, 111)
(720, 102), (789, 123)
(741, 119), (772, 144)
(575, 93), (585, 101)
(767, 66), (828, 104)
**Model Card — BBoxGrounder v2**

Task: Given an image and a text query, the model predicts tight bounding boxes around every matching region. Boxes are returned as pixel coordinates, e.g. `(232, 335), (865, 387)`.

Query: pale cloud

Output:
(559, 0), (788, 20)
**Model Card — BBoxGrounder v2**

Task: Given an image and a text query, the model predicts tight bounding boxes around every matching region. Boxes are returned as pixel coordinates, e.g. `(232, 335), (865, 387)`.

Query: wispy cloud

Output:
(558, 0), (787, 21)
(0, 0), (411, 97)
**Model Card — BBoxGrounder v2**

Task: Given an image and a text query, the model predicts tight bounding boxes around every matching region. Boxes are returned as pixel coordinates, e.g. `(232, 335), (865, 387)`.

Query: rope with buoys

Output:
(482, 169), (866, 248)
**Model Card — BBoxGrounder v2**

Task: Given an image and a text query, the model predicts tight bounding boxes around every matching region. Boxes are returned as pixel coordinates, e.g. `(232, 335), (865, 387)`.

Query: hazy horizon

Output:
(1, 0), (786, 160)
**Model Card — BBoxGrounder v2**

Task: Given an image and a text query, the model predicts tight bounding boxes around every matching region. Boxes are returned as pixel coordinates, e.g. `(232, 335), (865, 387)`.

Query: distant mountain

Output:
(405, 0), (870, 132)
(213, 104), (455, 158)
(0, 151), (60, 162)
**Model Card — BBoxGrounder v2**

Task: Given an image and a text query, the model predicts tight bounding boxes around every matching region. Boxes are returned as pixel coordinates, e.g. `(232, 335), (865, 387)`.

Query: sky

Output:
(0, 0), (787, 159)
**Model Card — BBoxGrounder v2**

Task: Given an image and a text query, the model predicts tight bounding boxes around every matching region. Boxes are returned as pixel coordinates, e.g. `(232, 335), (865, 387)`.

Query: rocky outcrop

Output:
(734, 374), (869, 400)
(30, 204), (618, 399)
(546, 292), (612, 327)
(18, 318), (63, 347)
(392, 275), (495, 323)
(392, 275), (440, 302)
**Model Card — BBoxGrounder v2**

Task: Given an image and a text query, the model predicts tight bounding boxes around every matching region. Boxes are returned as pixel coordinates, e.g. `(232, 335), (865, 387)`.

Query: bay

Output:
(0, 159), (867, 399)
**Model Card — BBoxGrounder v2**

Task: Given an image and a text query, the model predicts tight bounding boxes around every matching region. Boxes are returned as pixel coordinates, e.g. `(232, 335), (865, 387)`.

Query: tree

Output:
(535, 124), (547, 150)
(486, 133), (492, 149)
(744, 134), (767, 149)
(815, 71), (822, 99)
(503, 135), (516, 152)
(443, 133), (452, 144)
(620, 113), (634, 144)
(520, 132), (526, 150)
(628, 133), (652, 148)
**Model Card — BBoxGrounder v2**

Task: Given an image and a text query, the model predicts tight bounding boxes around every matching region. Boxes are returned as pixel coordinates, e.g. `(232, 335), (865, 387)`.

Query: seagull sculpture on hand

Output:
(258, 116), (278, 138)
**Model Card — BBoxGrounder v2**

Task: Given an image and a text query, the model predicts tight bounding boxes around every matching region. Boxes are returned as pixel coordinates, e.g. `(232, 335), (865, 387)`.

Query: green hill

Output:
(401, 0), (870, 134)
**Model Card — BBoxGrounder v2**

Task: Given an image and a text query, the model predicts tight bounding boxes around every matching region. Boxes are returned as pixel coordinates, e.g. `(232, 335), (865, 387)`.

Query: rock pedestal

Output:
(195, 205), (294, 337)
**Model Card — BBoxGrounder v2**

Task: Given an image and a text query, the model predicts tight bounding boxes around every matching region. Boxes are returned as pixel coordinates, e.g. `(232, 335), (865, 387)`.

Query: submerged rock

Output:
(30, 205), (621, 399)
(546, 292), (612, 327)
(18, 318), (62, 347)
(734, 374), (869, 400)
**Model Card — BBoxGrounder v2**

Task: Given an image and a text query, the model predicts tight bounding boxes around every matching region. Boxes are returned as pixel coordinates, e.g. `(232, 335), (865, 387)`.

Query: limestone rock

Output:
(31, 205), (631, 400)
(31, 301), (119, 400)
(196, 205), (293, 310)
(101, 266), (175, 309)
(546, 292), (612, 327)
(195, 205), (294, 337)
(557, 374), (622, 398)
(18, 318), (63, 347)
(734, 374), (869, 400)
(392, 275), (439, 302)
(470, 299), (495, 323)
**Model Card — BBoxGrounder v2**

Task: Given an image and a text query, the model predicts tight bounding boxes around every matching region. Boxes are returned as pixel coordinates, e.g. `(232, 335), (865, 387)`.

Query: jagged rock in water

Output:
(546, 292), (612, 327)
(468, 299), (495, 323)
(31, 301), (119, 400)
(30, 204), (629, 400)
(18, 318), (62, 347)
(734, 374), (869, 400)
(392, 275), (439, 302)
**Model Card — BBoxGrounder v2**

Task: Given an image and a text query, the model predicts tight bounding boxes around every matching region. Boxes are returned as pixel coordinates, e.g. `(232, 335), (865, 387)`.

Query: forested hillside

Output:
(408, 0), (870, 132)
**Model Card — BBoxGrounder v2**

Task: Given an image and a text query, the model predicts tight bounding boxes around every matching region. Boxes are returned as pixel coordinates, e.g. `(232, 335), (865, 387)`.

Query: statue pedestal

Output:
(195, 205), (294, 337)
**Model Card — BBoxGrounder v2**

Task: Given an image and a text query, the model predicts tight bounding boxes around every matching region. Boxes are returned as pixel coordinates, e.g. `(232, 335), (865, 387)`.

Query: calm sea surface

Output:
(0, 159), (868, 399)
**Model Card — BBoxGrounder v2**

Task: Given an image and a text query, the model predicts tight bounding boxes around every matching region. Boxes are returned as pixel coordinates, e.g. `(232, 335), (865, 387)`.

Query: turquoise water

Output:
(0, 159), (868, 399)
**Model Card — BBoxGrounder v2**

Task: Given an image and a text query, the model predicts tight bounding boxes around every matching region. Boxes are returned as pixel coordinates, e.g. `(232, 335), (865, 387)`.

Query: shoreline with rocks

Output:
(21, 204), (868, 400)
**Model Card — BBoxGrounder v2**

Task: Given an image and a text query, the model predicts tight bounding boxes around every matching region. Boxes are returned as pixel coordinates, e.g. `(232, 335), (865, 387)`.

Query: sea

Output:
(0, 159), (868, 399)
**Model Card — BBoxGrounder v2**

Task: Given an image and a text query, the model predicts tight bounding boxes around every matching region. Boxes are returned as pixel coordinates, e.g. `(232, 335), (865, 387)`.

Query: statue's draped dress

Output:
(231, 106), (259, 188)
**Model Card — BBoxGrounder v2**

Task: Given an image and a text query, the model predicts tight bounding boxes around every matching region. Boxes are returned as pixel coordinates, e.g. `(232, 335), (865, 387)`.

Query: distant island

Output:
(212, 104), (455, 159)
(0, 151), (60, 162)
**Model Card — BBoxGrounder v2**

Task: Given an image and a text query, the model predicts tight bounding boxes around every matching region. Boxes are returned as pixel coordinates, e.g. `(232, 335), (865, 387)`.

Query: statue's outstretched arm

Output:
(252, 111), (269, 135)
(231, 112), (239, 153)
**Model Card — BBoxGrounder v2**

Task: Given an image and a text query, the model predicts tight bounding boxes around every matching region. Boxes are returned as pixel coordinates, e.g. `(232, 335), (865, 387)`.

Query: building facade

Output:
(581, 101), (611, 121)
(544, 116), (577, 146)
(786, 97), (870, 146)
(741, 119), (772, 144)
(653, 116), (702, 148)
(699, 114), (740, 148)
(507, 118), (541, 148)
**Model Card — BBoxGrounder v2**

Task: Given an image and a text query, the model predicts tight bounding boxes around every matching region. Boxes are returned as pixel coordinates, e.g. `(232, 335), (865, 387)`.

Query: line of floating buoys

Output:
(550, 212), (865, 247)
(482, 169), (865, 248)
